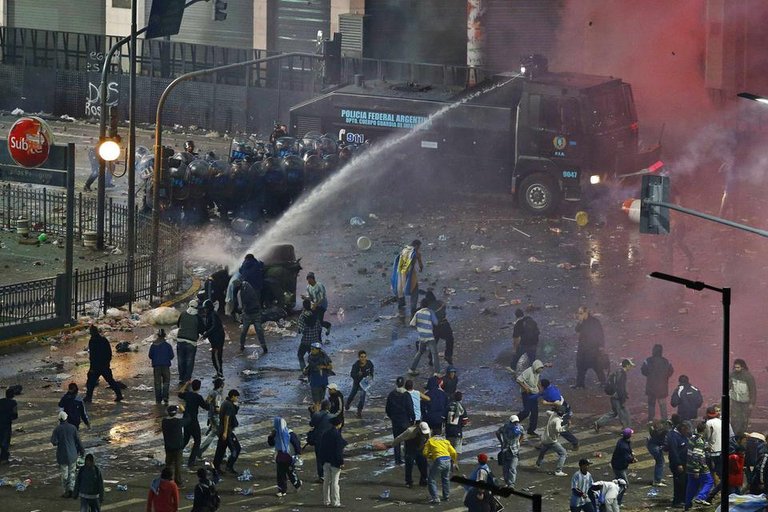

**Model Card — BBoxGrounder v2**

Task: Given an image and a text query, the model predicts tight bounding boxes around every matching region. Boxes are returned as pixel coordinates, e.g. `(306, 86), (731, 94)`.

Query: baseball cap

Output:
(747, 432), (766, 442)
(621, 427), (634, 438)
(578, 458), (592, 466)
(419, 422), (431, 434)
(477, 453), (489, 464)
(621, 358), (636, 368)
(58, 410), (68, 421)
(509, 414), (520, 423)
(306, 272), (315, 279)
(167, 405), (178, 416)
(327, 383), (338, 391)
(310, 342), (322, 349)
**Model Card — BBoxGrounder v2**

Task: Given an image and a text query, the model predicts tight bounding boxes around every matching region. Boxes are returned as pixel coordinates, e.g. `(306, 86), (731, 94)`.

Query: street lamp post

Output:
(148, 52), (317, 299)
(649, 272), (730, 512)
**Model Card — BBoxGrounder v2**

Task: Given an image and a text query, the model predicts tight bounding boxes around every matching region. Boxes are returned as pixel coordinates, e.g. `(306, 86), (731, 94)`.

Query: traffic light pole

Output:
(644, 200), (768, 239)
(96, 0), (207, 250)
(149, 51), (317, 300)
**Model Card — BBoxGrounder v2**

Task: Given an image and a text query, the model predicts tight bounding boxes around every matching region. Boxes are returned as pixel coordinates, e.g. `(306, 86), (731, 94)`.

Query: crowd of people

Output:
(1, 242), (767, 512)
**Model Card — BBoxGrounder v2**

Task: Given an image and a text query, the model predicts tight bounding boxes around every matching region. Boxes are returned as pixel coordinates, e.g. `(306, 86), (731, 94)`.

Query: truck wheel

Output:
(519, 173), (561, 215)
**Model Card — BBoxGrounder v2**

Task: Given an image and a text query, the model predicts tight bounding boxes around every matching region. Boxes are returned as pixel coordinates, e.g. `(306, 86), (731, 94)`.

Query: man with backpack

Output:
(670, 375), (704, 422)
(509, 309), (540, 374)
(192, 467), (220, 512)
(496, 414), (525, 488)
(594, 359), (635, 432)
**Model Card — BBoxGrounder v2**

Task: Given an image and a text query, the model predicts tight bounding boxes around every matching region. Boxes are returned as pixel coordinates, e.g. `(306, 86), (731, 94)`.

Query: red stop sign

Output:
(8, 117), (54, 168)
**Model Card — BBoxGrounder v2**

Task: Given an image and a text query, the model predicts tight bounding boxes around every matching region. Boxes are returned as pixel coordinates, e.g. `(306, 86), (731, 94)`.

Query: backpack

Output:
(197, 481), (220, 511)
(604, 371), (619, 396)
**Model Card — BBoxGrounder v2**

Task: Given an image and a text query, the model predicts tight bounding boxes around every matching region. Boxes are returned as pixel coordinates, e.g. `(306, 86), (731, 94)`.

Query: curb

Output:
(0, 277), (202, 350)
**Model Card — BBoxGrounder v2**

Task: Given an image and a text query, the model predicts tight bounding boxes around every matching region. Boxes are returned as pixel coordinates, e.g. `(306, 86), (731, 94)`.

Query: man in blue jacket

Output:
(148, 329), (175, 405)
(666, 421), (691, 508)
(59, 383), (90, 430)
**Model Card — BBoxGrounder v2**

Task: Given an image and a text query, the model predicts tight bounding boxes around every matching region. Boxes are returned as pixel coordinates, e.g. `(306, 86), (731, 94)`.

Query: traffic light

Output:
(212, 0), (227, 21)
(640, 174), (670, 234)
(98, 106), (121, 162)
(321, 32), (342, 85)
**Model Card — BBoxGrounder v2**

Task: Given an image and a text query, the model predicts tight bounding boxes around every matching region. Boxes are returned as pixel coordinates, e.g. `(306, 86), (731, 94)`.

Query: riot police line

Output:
(137, 130), (365, 232)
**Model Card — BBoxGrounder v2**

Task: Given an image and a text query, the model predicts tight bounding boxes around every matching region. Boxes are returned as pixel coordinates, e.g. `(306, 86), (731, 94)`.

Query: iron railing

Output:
(0, 185), (183, 335)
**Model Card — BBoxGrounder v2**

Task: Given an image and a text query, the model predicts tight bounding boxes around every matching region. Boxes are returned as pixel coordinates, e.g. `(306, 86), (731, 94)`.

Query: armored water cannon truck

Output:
(289, 58), (662, 215)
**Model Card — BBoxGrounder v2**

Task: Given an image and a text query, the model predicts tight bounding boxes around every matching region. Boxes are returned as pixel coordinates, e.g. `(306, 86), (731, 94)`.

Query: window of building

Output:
(112, 0), (131, 8)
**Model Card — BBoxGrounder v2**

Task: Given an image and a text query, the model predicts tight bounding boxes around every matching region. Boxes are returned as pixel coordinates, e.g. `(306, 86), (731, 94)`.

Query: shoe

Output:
(593, 422), (600, 433)
(419, 480), (428, 487)
(571, 443), (580, 451)
(114, 396), (123, 402)
(226, 467), (239, 476)
(316, 477), (324, 483)
(527, 431), (540, 437)
(694, 499), (711, 506)
(276, 491), (287, 497)
(554, 470), (568, 477)
(356, 410), (362, 419)
(163, 399), (169, 405)
(405, 483), (413, 489)
(155, 400), (161, 405)
(262, 345), (268, 354)
(441, 496), (450, 502)
(344, 402), (350, 411)
(83, 397), (92, 403)
(408, 369), (419, 376)
(654, 481), (668, 487)
(506, 367), (517, 375)
(62, 491), (72, 498)
(83, 185), (91, 192)
(294, 479), (302, 489)
(429, 498), (440, 504)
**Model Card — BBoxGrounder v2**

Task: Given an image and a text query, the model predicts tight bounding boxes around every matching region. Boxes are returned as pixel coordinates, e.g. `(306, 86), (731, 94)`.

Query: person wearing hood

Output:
(386, 377), (415, 466)
(149, 329), (175, 405)
(146, 467), (179, 512)
(394, 421), (431, 488)
(423, 290), (455, 367)
(641, 344), (674, 422)
(729, 359), (757, 435)
(666, 420), (691, 508)
(176, 300), (205, 385)
(74, 453), (104, 511)
(51, 410), (84, 498)
(59, 382), (90, 430)
(267, 416), (303, 497)
(496, 414), (525, 488)
(590, 479), (627, 512)
(535, 406), (568, 477)
(423, 375), (448, 435)
(238, 254), (264, 298)
(84, 325), (123, 403)
(516, 359), (545, 436)
(201, 299), (225, 379)
(391, 239), (423, 322)
(235, 277), (268, 355)
(611, 428), (636, 504)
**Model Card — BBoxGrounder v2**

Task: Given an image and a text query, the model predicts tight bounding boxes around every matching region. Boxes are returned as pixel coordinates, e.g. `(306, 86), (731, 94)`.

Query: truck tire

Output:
(518, 173), (561, 215)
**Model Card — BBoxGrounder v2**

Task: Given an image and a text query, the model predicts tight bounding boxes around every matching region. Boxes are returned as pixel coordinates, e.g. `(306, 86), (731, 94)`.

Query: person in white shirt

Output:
(591, 479), (626, 512)
(535, 406), (568, 476)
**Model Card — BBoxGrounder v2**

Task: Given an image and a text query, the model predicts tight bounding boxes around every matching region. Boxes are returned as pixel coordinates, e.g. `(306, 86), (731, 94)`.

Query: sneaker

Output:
(694, 499), (711, 506)
(405, 483), (413, 489)
(593, 422), (600, 433)
(506, 367), (517, 375)
(344, 402), (350, 411)
(408, 369), (420, 376)
(225, 466), (239, 476)
(276, 492), (287, 497)
(261, 345), (268, 354)
(429, 498), (440, 504)
(554, 470), (568, 477)
(441, 496), (450, 502)
(654, 481), (669, 487)
(527, 431), (540, 438)
(294, 479), (302, 490)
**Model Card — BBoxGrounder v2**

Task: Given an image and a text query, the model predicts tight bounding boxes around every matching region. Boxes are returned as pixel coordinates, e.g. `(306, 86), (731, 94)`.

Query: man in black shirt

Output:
(385, 377), (415, 465)
(213, 389), (242, 476)
(178, 379), (209, 468)
(84, 325), (124, 402)
(0, 388), (18, 463)
(573, 306), (607, 389)
(509, 308), (540, 373)
(162, 405), (185, 486)
(346, 350), (374, 418)
(424, 291), (455, 367)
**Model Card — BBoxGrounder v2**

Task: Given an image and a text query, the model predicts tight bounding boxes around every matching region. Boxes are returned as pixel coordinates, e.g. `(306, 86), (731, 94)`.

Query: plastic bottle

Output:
(380, 489), (391, 499)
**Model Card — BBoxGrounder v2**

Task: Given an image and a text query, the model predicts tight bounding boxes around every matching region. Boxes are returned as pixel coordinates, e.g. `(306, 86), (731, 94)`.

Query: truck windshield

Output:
(588, 86), (632, 131)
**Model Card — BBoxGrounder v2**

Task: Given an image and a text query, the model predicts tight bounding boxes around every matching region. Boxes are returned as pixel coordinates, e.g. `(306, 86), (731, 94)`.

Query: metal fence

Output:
(0, 185), (183, 337)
